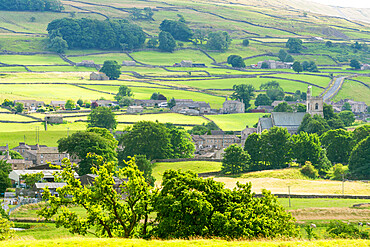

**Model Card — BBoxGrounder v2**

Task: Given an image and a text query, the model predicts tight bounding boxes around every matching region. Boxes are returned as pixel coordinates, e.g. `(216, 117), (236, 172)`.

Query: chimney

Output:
(6, 150), (10, 160)
(36, 143), (40, 150)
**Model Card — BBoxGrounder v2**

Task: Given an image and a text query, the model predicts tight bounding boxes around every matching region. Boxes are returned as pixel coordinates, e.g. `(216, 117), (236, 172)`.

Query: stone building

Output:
(172, 99), (211, 115)
(76, 60), (96, 67)
(255, 60), (292, 69)
(90, 72), (109, 80)
(306, 86), (324, 117)
(50, 101), (66, 109)
(180, 60), (193, 67)
(256, 86), (323, 134)
(14, 100), (44, 111)
(222, 98), (245, 114)
(192, 134), (241, 158)
(91, 100), (116, 107)
(127, 106), (143, 114)
(45, 115), (63, 124)
(0, 151), (33, 170)
(330, 99), (368, 113)
(122, 61), (136, 66)
(133, 99), (167, 107)
(12, 142), (69, 166)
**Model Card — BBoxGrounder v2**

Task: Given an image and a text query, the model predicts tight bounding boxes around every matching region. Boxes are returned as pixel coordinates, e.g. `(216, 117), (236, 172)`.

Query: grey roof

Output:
(35, 182), (67, 189)
(259, 118), (273, 130)
(272, 112), (306, 127)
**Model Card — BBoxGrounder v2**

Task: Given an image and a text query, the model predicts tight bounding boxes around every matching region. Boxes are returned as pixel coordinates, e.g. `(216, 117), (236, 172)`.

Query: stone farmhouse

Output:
(14, 100), (44, 111)
(271, 100), (305, 108)
(45, 115), (63, 124)
(254, 60), (292, 69)
(91, 100), (117, 107)
(257, 86), (323, 134)
(192, 134), (241, 158)
(76, 60), (96, 67)
(127, 106), (143, 114)
(221, 98), (245, 114)
(0, 151), (33, 170)
(172, 99), (211, 115)
(133, 99), (167, 107)
(50, 101), (66, 109)
(122, 60), (136, 66)
(90, 72), (109, 80)
(330, 99), (368, 113)
(12, 142), (69, 166)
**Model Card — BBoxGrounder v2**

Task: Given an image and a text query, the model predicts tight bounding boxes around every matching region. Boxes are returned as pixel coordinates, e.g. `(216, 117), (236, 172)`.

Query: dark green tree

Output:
(158, 31), (176, 52)
(48, 36), (68, 53)
(285, 55), (294, 62)
(153, 169), (298, 239)
(244, 133), (262, 170)
(260, 81), (284, 101)
(298, 114), (330, 135)
(0, 170), (11, 197)
(58, 128), (118, 175)
(342, 102), (352, 111)
(352, 125), (370, 144)
(227, 55), (245, 68)
(146, 38), (158, 48)
(278, 49), (287, 62)
(321, 129), (353, 164)
(338, 111), (355, 127)
(261, 62), (269, 69)
(242, 39), (249, 46)
(349, 59), (361, 70)
(114, 85), (133, 101)
(100, 60), (121, 80)
(207, 31), (231, 51)
(292, 61), (303, 73)
(77, 99), (83, 107)
(15, 103), (24, 113)
(348, 136), (370, 180)
(273, 102), (293, 112)
(119, 121), (172, 161)
(230, 84), (255, 110)
(222, 144), (250, 174)
(167, 98), (176, 109)
(168, 128), (195, 159)
(255, 94), (272, 106)
(88, 106), (117, 130)
(260, 127), (292, 169)
(134, 155), (155, 186)
(286, 38), (303, 53)
(325, 41), (333, 47)
(65, 99), (75, 110)
(296, 103), (306, 112)
(159, 19), (193, 41)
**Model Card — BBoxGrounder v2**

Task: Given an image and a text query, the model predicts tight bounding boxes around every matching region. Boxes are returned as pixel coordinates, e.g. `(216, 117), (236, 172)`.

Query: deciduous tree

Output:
(158, 31), (176, 52)
(222, 144), (250, 174)
(348, 136), (370, 180)
(100, 60), (121, 80)
(321, 129), (353, 164)
(286, 38), (302, 53)
(230, 84), (255, 110)
(88, 106), (117, 130)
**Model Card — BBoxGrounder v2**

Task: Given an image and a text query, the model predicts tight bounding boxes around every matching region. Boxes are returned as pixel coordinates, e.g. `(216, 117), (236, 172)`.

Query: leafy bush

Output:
(327, 163), (348, 180)
(0, 216), (14, 240)
(327, 220), (369, 239)
(300, 161), (319, 179)
(242, 39), (249, 46)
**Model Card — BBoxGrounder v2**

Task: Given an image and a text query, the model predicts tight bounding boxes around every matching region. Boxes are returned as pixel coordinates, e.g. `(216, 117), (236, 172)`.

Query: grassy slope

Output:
(152, 161), (222, 181)
(207, 113), (268, 131)
(333, 79), (370, 105)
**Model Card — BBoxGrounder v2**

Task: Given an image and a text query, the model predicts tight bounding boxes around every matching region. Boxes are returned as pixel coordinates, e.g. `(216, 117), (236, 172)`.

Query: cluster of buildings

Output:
(0, 142), (69, 170)
(251, 60), (292, 69)
(173, 60), (207, 68)
(13, 100), (66, 112)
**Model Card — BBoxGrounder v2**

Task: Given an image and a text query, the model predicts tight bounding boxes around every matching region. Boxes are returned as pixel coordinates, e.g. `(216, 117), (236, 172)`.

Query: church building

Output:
(256, 86), (323, 134)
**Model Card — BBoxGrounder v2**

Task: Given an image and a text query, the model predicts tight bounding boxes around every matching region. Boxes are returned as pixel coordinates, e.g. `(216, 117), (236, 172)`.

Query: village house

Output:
(127, 106), (143, 114)
(192, 134), (241, 159)
(50, 100), (66, 109)
(76, 60), (96, 67)
(256, 86), (323, 134)
(45, 115), (63, 124)
(180, 60), (193, 67)
(271, 100), (306, 108)
(254, 60), (292, 69)
(14, 100), (44, 111)
(122, 60), (136, 66)
(0, 151), (33, 170)
(361, 64), (370, 70)
(133, 99), (167, 107)
(172, 99), (211, 115)
(256, 105), (274, 113)
(91, 100), (116, 107)
(90, 72), (109, 80)
(12, 142), (69, 166)
(221, 98), (245, 114)
(241, 126), (257, 144)
(330, 99), (368, 113)
(9, 170), (78, 186)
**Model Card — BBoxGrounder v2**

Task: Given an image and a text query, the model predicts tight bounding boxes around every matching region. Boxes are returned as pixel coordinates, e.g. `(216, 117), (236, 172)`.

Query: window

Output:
(315, 103), (319, 110)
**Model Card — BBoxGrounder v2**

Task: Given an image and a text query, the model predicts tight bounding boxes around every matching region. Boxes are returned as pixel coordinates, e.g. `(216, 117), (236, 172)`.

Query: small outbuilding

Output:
(90, 72), (109, 80)
(122, 61), (136, 66)
(127, 106), (143, 114)
(45, 115), (63, 124)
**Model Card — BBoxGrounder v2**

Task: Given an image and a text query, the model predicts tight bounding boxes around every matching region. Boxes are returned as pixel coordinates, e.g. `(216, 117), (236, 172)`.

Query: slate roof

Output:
(259, 118), (273, 130)
(35, 182), (67, 189)
(271, 112), (306, 127)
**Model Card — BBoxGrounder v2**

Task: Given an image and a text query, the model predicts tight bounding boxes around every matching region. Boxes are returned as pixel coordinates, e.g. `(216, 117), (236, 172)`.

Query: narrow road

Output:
(323, 76), (345, 102)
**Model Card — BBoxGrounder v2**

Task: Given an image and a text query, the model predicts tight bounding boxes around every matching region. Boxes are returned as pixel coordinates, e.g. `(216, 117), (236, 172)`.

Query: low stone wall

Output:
(256, 194), (370, 199)
(152, 158), (222, 163)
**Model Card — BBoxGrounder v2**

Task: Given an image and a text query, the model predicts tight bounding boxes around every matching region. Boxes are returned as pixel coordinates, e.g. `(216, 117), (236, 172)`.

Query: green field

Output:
(152, 161), (222, 180)
(333, 80), (370, 105)
(0, 55), (68, 65)
(207, 113), (267, 131)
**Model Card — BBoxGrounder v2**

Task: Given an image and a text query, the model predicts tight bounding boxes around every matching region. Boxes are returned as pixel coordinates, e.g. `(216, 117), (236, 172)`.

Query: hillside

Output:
(0, 0), (369, 146)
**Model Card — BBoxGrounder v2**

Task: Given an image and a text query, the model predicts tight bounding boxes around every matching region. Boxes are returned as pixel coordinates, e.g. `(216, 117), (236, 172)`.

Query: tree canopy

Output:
(321, 129), (353, 164)
(207, 31), (231, 51)
(230, 84), (255, 110)
(100, 60), (121, 80)
(158, 31), (176, 52)
(57, 128), (118, 175)
(286, 38), (303, 53)
(47, 18), (146, 50)
(227, 55), (245, 68)
(222, 144), (250, 174)
(159, 19), (193, 41)
(349, 136), (370, 180)
(88, 106), (117, 130)
(0, 0), (64, 12)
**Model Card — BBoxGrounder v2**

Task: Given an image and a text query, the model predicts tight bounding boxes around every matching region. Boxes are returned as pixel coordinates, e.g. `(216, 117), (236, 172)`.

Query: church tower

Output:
(306, 86), (324, 117)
